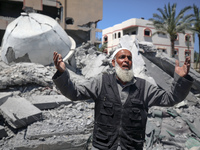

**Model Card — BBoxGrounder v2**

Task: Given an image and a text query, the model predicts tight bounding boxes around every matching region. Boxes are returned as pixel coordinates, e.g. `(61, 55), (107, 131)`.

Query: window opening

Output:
(118, 32), (121, 38)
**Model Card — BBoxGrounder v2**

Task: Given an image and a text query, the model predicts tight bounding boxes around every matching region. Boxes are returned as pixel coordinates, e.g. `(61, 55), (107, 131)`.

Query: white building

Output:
(102, 18), (194, 66)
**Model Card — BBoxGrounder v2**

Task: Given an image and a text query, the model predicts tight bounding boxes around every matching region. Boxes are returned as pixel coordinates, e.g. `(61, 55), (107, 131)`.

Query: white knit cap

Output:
(111, 47), (131, 59)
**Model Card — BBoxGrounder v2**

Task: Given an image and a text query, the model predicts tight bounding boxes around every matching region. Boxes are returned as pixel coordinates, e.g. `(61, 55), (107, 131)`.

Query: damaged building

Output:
(102, 18), (195, 67)
(0, 34), (200, 149)
(0, 0), (103, 46)
(0, 0), (200, 150)
(0, 0), (102, 65)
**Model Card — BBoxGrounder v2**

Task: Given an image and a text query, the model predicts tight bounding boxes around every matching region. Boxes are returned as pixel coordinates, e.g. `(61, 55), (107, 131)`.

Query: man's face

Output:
(112, 49), (132, 70)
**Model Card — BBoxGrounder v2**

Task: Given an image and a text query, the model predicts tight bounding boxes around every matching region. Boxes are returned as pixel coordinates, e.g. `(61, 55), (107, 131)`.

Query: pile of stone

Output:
(0, 45), (96, 149)
(0, 35), (200, 150)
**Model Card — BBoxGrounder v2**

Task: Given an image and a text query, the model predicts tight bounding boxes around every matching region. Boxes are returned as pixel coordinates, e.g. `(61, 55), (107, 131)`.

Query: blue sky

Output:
(97, 0), (200, 52)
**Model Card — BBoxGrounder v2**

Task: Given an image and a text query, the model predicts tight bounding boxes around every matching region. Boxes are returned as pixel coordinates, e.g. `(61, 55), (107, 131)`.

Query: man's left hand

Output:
(175, 56), (191, 77)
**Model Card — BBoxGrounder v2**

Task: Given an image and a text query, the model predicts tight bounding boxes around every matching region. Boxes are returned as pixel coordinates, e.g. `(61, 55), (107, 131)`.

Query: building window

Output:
(173, 48), (179, 59)
(185, 50), (191, 57)
(131, 31), (136, 35)
(104, 35), (108, 43)
(157, 32), (166, 35)
(174, 49), (179, 56)
(157, 48), (167, 54)
(145, 30), (150, 36)
(174, 34), (179, 41)
(144, 28), (151, 37)
(114, 33), (117, 39)
(185, 34), (191, 42)
(118, 32), (121, 38)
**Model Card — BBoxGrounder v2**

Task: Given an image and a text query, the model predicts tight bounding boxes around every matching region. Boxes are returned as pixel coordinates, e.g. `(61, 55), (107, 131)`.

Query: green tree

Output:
(189, 4), (200, 70)
(194, 51), (199, 69)
(96, 43), (107, 53)
(149, 3), (192, 57)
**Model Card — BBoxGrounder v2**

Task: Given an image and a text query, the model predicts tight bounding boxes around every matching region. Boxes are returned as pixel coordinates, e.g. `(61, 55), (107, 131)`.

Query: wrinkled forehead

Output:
(112, 48), (132, 59)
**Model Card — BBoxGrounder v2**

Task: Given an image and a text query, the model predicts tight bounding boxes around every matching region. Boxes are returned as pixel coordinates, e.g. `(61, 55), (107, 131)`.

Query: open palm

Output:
(175, 56), (190, 77)
(53, 52), (66, 73)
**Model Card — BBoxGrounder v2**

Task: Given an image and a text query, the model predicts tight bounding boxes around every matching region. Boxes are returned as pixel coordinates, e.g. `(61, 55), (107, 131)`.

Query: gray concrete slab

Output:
(25, 101), (94, 140)
(14, 132), (91, 150)
(142, 55), (198, 103)
(0, 125), (7, 139)
(27, 95), (72, 110)
(0, 97), (42, 129)
(81, 54), (107, 78)
(143, 52), (200, 93)
(0, 92), (13, 106)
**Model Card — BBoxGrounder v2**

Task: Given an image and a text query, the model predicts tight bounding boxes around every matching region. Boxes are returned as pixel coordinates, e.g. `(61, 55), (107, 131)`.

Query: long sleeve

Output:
(144, 72), (193, 107)
(52, 70), (102, 101)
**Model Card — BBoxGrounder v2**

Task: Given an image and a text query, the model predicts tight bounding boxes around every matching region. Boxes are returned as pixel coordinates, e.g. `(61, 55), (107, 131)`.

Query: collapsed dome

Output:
(1, 12), (72, 65)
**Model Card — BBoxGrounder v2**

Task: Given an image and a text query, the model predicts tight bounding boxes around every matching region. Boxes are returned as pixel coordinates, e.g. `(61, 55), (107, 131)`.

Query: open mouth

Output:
(122, 65), (129, 70)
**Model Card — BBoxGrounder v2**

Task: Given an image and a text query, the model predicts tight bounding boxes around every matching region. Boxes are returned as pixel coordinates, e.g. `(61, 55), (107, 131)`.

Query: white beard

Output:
(115, 61), (134, 83)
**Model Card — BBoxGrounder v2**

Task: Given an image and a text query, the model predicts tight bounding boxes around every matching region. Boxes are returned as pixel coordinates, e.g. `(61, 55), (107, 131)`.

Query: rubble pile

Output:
(0, 35), (200, 150)
(0, 47), (94, 150)
(146, 105), (200, 150)
(72, 42), (110, 78)
(0, 63), (53, 89)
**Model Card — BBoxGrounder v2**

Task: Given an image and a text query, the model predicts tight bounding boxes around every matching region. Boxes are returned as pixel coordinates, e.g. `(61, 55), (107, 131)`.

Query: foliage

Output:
(189, 5), (200, 35)
(189, 5), (200, 69)
(194, 51), (199, 70)
(96, 43), (107, 53)
(149, 3), (192, 57)
(194, 51), (199, 62)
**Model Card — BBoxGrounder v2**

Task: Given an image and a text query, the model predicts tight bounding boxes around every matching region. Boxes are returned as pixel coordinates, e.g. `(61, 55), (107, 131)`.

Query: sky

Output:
(97, 0), (200, 52)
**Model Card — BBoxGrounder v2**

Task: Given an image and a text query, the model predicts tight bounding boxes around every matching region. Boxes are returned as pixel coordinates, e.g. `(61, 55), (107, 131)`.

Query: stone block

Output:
(0, 97), (42, 129)
(28, 95), (72, 110)
(0, 92), (13, 105)
(14, 132), (91, 150)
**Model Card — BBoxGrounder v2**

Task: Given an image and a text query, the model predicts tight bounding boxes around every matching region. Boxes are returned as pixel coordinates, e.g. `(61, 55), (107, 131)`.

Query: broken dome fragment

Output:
(1, 12), (72, 65)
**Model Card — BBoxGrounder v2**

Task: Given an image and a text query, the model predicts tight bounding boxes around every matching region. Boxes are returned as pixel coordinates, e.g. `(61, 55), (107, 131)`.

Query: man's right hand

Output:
(53, 51), (66, 73)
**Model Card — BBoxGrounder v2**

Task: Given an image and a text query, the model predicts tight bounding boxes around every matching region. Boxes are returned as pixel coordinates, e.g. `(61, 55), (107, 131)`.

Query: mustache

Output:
(115, 61), (134, 82)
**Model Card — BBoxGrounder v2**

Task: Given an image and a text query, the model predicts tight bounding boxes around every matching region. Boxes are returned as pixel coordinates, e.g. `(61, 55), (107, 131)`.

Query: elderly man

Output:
(52, 48), (193, 150)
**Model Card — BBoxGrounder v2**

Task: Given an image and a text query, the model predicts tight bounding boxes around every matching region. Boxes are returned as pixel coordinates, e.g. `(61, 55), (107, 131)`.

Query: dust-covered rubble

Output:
(0, 63), (54, 89)
(0, 36), (200, 150)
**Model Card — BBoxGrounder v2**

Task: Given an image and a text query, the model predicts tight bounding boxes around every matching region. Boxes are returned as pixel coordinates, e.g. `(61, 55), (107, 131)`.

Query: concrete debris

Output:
(0, 63), (54, 89)
(0, 34), (200, 150)
(27, 95), (72, 110)
(14, 132), (92, 150)
(138, 41), (157, 53)
(1, 12), (72, 66)
(143, 51), (200, 93)
(0, 92), (13, 105)
(26, 102), (94, 140)
(142, 54), (198, 104)
(81, 54), (108, 78)
(0, 97), (42, 129)
(146, 106), (200, 150)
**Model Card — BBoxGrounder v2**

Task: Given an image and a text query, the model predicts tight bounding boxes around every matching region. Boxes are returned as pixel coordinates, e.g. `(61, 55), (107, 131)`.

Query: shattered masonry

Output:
(0, 35), (200, 149)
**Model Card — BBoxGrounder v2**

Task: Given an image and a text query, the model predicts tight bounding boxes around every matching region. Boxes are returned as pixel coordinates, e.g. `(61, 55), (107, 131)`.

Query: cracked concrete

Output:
(1, 12), (72, 66)
(0, 35), (200, 150)
(6, 47), (31, 63)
